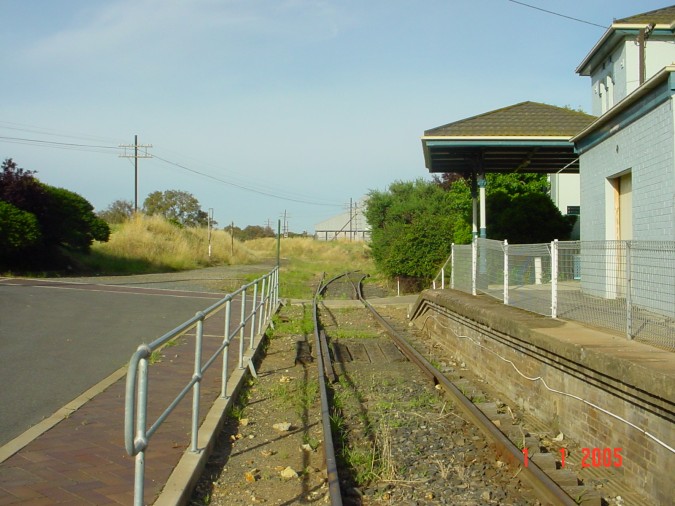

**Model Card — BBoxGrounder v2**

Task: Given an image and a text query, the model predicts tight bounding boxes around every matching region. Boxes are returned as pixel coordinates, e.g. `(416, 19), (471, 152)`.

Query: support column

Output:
(470, 171), (478, 239)
(478, 173), (487, 239)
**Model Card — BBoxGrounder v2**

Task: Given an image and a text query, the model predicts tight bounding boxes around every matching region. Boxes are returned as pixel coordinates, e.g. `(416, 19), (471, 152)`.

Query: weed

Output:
(302, 434), (321, 450)
(407, 391), (437, 410)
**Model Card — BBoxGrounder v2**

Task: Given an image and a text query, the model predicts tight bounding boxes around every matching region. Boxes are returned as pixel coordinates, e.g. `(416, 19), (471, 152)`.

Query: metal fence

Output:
(432, 239), (675, 351)
(124, 267), (279, 506)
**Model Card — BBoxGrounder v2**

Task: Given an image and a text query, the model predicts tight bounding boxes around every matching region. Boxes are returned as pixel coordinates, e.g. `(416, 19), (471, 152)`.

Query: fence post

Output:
(551, 239), (558, 318)
(503, 240), (509, 305)
(450, 243), (455, 289)
(471, 238), (477, 296)
(441, 267), (445, 290)
(626, 241), (633, 339)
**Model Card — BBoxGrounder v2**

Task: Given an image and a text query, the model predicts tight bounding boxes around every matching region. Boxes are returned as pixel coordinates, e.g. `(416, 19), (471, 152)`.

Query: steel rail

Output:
(355, 286), (578, 506)
(312, 273), (343, 506)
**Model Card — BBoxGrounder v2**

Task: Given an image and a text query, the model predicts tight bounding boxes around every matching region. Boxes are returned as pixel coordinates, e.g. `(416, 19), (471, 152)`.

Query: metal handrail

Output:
(124, 266), (279, 506)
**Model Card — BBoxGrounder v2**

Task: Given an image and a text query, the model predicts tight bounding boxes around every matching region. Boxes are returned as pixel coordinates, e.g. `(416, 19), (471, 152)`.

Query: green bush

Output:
(0, 200), (41, 260)
(41, 185), (110, 252)
(366, 180), (459, 283)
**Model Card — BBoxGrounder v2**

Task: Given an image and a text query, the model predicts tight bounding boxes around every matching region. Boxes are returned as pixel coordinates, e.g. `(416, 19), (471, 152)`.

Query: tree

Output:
(0, 158), (110, 268)
(0, 158), (49, 220)
(487, 192), (572, 243)
(143, 190), (208, 227)
(365, 179), (460, 284)
(231, 224), (276, 241)
(99, 199), (134, 224)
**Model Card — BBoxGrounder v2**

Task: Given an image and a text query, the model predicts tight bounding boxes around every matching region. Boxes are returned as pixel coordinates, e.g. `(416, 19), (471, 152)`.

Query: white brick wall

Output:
(580, 99), (675, 242)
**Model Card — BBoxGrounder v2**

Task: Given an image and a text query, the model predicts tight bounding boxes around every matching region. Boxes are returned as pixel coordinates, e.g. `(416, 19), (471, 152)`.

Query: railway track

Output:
(191, 272), (602, 505)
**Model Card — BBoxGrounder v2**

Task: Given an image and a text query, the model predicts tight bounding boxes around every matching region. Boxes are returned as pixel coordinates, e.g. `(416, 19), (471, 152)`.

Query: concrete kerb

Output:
(153, 302), (281, 506)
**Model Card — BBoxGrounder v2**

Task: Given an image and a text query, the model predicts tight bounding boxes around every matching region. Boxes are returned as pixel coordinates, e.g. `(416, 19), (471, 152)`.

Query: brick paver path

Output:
(0, 306), (247, 505)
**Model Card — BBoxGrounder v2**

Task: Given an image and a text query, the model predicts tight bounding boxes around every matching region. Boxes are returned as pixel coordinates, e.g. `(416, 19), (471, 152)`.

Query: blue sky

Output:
(1, 1), (668, 233)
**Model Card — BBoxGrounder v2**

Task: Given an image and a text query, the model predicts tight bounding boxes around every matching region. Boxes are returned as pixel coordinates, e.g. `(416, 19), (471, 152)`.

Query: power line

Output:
(507, 0), (608, 29)
(0, 135), (120, 152)
(0, 121), (123, 145)
(152, 154), (341, 208)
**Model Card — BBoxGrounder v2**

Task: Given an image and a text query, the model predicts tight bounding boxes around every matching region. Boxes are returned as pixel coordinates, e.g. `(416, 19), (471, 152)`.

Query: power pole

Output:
(207, 208), (214, 258)
(280, 210), (289, 238)
(119, 135), (153, 212)
(349, 197), (353, 242)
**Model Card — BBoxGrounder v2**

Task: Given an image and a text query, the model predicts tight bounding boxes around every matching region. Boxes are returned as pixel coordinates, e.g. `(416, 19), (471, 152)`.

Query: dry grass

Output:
(90, 214), (262, 272)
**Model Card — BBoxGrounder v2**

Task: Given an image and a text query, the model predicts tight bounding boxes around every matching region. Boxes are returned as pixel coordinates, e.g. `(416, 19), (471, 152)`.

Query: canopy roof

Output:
(421, 101), (596, 175)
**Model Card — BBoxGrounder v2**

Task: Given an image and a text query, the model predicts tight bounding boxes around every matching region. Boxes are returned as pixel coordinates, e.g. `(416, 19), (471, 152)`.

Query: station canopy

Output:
(421, 102), (596, 175)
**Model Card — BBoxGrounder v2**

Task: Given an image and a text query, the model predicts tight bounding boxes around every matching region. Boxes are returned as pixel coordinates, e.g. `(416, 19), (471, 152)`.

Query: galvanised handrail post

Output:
(503, 240), (509, 305)
(250, 282), (258, 349)
(135, 351), (149, 506)
(239, 287), (247, 369)
(272, 267), (278, 312)
(258, 277), (267, 336)
(441, 266), (445, 289)
(221, 299), (231, 398)
(271, 268), (277, 311)
(123, 268), (278, 506)
(191, 313), (205, 453)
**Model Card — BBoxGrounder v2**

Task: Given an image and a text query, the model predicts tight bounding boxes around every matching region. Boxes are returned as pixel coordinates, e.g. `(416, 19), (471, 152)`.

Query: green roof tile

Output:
(615, 5), (675, 25)
(424, 102), (596, 138)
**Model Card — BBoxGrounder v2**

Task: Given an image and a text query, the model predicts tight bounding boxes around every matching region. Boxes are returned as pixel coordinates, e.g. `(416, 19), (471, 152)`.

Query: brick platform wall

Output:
(412, 290), (675, 505)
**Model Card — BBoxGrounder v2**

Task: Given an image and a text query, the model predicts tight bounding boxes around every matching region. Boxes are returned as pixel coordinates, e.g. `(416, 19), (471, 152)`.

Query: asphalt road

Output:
(0, 277), (228, 446)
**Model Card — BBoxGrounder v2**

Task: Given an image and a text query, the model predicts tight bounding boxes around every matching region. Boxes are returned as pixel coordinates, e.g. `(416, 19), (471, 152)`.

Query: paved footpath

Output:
(0, 269), (271, 505)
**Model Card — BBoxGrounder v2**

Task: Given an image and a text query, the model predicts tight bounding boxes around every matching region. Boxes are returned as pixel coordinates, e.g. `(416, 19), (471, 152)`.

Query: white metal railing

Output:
(432, 239), (675, 351)
(124, 267), (279, 506)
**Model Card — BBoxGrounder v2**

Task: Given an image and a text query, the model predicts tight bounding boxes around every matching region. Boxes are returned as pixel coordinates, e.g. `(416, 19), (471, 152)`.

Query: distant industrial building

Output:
(314, 199), (371, 241)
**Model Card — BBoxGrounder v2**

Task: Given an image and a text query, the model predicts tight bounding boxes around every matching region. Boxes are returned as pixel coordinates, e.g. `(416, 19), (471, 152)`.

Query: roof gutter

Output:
(421, 135), (572, 141)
